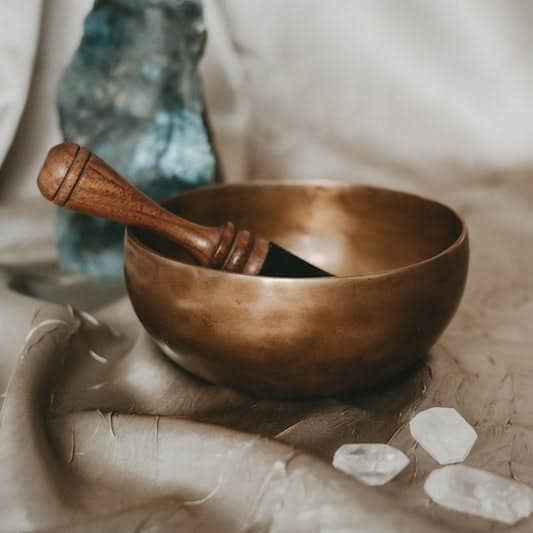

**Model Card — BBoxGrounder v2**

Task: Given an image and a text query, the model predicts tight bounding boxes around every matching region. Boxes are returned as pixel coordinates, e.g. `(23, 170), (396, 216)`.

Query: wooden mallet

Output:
(37, 143), (331, 277)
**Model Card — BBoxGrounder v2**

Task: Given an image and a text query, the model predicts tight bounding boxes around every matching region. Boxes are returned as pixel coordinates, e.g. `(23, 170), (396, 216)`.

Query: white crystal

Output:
(425, 465), (533, 525)
(409, 407), (477, 465)
(332, 443), (409, 486)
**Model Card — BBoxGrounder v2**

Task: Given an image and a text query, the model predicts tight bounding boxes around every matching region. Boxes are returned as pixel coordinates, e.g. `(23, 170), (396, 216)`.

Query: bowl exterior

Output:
(124, 219), (468, 399)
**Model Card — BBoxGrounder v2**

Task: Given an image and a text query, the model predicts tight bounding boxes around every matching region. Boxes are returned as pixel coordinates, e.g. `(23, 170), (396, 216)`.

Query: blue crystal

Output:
(56, 0), (216, 278)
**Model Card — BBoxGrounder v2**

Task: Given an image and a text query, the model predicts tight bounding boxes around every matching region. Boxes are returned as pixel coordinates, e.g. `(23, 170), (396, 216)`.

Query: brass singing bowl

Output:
(124, 182), (468, 399)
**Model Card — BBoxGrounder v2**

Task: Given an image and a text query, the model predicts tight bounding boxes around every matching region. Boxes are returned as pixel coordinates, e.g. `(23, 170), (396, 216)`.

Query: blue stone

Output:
(56, 0), (216, 278)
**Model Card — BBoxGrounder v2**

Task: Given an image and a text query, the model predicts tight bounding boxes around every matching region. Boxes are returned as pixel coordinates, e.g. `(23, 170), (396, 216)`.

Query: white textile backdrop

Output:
(2, 0), (533, 198)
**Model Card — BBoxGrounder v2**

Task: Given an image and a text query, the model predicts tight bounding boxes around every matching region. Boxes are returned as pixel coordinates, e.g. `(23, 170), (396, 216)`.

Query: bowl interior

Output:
(131, 183), (463, 277)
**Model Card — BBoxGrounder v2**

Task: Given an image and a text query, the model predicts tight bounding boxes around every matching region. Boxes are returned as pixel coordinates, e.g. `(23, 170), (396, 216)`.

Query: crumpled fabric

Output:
(1, 172), (533, 531)
(0, 201), (439, 532)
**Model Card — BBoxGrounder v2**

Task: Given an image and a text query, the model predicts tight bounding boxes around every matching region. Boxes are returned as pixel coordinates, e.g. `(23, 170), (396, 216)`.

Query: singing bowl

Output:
(124, 182), (468, 399)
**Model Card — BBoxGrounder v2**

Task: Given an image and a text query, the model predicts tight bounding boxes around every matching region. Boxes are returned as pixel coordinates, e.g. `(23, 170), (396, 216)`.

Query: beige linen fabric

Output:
(0, 167), (532, 531)
(1, 1), (533, 531)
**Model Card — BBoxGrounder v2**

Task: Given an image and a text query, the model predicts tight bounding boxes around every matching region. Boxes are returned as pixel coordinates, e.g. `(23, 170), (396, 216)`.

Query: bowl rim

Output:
(125, 181), (468, 283)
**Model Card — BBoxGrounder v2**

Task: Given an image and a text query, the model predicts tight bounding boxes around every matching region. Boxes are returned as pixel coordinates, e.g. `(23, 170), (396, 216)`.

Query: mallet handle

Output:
(37, 143), (269, 274)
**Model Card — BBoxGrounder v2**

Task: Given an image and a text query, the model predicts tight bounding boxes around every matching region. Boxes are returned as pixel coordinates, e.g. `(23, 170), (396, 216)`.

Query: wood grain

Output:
(37, 143), (269, 273)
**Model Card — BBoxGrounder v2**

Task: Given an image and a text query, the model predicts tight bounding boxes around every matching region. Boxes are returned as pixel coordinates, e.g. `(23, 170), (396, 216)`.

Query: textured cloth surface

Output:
(1, 174), (532, 531)
(1, 1), (533, 531)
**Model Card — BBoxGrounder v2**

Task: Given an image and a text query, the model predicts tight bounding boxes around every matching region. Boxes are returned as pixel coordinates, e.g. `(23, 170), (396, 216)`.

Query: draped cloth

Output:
(1, 173), (532, 531)
(2, 1), (533, 531)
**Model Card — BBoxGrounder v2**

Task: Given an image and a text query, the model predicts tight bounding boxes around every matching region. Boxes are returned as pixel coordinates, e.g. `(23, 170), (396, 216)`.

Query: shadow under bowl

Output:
(124, 182), (468, 399)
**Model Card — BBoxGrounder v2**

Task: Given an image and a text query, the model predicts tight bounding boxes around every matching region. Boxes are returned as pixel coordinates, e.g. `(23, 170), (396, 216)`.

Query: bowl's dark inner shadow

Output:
(133, 184), (464, 277)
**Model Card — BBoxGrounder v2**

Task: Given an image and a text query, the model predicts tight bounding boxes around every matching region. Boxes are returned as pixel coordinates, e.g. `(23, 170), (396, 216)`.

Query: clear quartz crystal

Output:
(409, 407), (477, 465)
(332, 443), (409, 486)
(425, 465), (533, 525)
